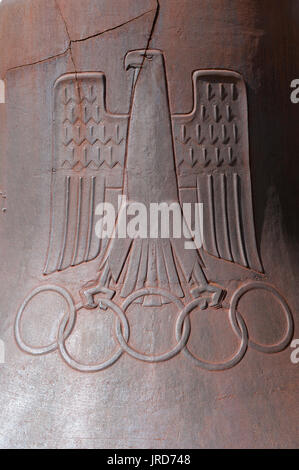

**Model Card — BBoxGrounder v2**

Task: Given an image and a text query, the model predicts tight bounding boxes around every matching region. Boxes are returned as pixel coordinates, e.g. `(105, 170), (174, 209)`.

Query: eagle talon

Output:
(86, 301), (99, 309)
(209, 285), (226, 308)
(82, 292), (99, 310)
(191, 284), (226, 309)
(80, 285), (116, 311)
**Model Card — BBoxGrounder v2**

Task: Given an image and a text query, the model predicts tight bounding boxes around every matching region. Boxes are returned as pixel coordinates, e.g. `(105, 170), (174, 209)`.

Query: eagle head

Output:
(124, 49), (163, 71)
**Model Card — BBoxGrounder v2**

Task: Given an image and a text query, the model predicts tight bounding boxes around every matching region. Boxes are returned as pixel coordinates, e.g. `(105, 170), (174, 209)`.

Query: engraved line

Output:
(196, 176), (207, 251)
(156, 241), (170, 290)
(71, 176), (83, 266)
(207, 174), (220, 258)
(57, 176), (70, 271)
(63, 137), (125, 147)
(120, 239), (142, 297)
(162, 241), (183, 297)
(220, 174), (233, 261)
(93, 176), (106, 259)
(233, 173), (248, 267)
(84, 176), (96, 261)
(136, 239), (149, 289)
(43, 176), (56, 274)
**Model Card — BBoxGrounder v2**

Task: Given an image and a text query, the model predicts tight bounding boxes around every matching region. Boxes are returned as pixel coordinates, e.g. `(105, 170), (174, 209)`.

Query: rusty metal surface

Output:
(0, 0), (298, 449)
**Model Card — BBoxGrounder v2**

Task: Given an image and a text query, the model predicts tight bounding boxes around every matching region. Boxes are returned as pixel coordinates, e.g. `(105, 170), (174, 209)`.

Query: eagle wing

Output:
(44, 73), (128, 274)
(172, 70), (263, 272)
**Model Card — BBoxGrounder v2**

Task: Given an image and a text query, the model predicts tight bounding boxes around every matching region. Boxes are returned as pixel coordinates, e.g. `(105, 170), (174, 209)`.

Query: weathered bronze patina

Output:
(0, 0), (298, 449)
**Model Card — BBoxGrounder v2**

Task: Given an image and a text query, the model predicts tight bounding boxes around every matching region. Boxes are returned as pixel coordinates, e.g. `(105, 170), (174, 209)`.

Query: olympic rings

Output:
(116, 288), (188, 362)
(57, 299), (129, 372)
(15, 281), (294, 372)
(15, 284), (76, 355)
(176, 298), (248, 370)
(229, 281), (294, 354)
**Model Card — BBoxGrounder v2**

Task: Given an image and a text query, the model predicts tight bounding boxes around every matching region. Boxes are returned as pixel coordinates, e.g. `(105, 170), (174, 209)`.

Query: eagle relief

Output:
(15, 50), (294, 372)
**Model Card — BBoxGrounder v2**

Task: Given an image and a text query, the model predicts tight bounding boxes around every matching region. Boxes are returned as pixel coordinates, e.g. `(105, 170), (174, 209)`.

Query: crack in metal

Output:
(4, 6), (157, 76)
(127, 0), (160, 103)
(71, 7), (157, 44)
(54, 0), (76, 74)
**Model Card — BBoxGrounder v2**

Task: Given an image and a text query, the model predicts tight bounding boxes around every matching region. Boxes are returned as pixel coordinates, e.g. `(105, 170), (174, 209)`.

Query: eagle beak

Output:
(125, 51), (147, 94)
(124, 50), (146, 71)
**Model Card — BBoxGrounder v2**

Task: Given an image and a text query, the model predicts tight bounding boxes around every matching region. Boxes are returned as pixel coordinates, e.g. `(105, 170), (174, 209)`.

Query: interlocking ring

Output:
(115, 288), (189, 362)
(57, 299), (129, 372)
(176, 298), (248, 370)
(229, 281), (294, 354)
(15, 284), (76, 355)
(15, 280), (294, 371)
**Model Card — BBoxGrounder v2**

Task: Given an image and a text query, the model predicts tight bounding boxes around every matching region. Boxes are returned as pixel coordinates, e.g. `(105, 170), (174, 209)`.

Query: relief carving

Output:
(15, 50), (294, 372)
